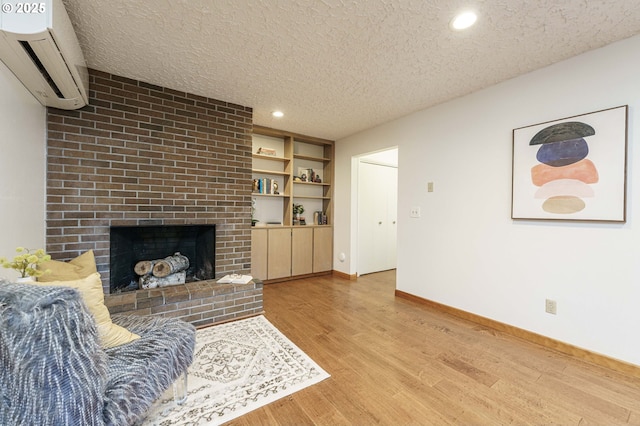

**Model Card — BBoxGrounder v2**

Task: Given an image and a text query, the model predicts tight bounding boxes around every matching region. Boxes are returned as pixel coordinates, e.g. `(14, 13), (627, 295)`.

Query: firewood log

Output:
(152, 252), (190, 278)
(134, 260), (155, 276)
(140, 271), (186, 289)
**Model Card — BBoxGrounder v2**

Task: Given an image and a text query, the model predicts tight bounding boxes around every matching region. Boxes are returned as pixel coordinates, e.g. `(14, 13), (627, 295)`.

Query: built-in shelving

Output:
(252, 154), (289, 162)
(293, 154), (331, 162)
(251, 126), (334, 282)
(253, 168), (289, 176)
(252, 126), (333, 227)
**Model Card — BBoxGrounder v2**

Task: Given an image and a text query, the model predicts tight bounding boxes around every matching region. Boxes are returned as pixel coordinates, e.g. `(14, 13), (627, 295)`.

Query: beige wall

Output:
(0, 62), (46, 280)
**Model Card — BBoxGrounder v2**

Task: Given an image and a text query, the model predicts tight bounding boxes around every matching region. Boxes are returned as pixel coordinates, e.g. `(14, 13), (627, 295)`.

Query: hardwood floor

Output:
(228, 271), (640, 425)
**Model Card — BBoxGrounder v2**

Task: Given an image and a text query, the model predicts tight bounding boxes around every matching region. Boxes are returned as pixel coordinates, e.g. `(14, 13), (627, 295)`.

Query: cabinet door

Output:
(292, 227), (313, 276)
(313, 227), (333, 273)
(267, 228), (292, 280)
(251, 229), (268, 280)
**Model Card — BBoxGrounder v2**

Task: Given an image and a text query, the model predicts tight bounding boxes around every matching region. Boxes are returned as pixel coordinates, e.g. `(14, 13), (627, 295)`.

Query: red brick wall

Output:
(46, 69), (253, 292)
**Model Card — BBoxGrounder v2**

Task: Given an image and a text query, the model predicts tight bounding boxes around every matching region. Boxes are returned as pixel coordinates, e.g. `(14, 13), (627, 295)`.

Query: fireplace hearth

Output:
(110, 225), (215, 293)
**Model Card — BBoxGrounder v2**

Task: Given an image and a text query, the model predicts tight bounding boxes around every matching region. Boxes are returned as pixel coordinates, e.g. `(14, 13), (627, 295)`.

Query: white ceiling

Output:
(62, 0), (640, 141)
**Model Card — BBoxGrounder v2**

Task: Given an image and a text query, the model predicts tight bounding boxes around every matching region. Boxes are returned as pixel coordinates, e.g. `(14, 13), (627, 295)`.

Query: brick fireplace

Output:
(109, 224), (216, 292)
(45, 69), (262, 326)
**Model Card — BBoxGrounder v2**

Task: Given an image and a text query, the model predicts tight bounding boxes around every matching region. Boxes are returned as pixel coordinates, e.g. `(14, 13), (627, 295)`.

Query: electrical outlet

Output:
(410, 207), (421, 218)
(545, 299), (557, 315)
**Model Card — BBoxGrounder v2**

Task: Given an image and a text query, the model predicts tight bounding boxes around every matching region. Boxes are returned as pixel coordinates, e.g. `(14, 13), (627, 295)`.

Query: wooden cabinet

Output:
(251, 226), (333, 282)
(251, 126), (334, 283)
(292, 227), (313, 276)
(266, 228), (292, 280)
(313, 227), (333, 273)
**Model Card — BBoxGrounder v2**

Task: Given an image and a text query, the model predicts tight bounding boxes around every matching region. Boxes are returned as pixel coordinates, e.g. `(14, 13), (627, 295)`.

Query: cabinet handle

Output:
(393, 221), (396, 224)
(378, 221), (382, 225)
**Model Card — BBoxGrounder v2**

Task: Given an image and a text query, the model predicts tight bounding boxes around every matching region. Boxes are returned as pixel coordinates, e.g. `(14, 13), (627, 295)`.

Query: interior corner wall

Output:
(335, 34), (640, 366)
(0, 62), (46, 279)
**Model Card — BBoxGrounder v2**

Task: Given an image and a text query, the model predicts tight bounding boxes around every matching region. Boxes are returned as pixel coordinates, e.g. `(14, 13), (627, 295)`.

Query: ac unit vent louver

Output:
(0, 0), (88, 110)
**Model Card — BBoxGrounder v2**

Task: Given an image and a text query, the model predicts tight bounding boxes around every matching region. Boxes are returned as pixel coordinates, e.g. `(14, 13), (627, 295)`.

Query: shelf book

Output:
(253, 178), (279, 195)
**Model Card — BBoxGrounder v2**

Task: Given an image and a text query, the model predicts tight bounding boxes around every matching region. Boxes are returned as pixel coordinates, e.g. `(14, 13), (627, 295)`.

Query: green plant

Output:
(0, 247), (51, 278)
(293, 204), (305, 215)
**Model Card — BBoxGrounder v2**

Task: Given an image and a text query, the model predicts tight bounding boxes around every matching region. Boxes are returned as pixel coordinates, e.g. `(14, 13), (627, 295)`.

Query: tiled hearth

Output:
(45, 69), (261, 324)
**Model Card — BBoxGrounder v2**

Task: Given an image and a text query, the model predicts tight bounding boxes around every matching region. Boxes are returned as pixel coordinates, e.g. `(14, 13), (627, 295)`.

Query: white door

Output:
(357, 160), (397, 275)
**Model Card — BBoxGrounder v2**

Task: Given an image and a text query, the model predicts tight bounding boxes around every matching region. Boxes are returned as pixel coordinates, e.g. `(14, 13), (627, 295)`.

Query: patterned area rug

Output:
(141, 315), (330, 425)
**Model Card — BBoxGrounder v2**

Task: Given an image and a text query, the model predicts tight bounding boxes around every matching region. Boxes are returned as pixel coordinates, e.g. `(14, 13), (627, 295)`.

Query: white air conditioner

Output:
(0, 0), (88, 109)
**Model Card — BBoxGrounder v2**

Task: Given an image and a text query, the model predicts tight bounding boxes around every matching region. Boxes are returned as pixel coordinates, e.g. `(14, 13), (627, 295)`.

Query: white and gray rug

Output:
(142, 315), (330, 425)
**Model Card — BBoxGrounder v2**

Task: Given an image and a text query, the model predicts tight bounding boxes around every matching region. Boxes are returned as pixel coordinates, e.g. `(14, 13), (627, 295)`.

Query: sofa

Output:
(0, 280), (196, 425)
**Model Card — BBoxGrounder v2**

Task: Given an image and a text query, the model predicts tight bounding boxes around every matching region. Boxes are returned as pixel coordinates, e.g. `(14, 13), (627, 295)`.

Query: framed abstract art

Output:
(512, 105), (628, 222)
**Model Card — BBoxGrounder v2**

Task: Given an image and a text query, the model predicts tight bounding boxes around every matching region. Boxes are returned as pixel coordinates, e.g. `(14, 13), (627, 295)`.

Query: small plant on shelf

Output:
(293, 203), (305, 218)
(293, 204), (306, 225)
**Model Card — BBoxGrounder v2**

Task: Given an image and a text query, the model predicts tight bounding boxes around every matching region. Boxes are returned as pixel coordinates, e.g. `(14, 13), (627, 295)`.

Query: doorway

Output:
(357, 148), (398, 276)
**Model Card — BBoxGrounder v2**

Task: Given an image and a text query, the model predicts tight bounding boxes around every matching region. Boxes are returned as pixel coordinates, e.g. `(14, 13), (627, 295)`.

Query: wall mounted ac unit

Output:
(0, 0), (88, 109)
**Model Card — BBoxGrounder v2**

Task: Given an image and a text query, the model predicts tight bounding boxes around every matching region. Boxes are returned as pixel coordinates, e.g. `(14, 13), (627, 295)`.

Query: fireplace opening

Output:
(110, 224), (215, 293)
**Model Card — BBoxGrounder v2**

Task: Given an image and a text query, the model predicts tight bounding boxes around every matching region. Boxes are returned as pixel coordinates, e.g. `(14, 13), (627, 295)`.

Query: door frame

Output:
(355, 148), (399, 277)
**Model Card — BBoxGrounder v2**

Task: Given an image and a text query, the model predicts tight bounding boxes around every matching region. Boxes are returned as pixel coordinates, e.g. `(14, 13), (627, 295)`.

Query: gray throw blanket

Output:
(0, 280), (195, 425)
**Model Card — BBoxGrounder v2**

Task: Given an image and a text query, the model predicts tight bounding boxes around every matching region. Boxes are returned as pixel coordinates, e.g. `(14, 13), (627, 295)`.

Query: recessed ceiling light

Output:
(450, 11), (477, 31)
(272, 111), (284, 118)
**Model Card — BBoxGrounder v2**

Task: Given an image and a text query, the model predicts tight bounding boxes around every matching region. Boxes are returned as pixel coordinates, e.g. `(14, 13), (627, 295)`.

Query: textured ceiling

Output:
(62, 0), (640, 140)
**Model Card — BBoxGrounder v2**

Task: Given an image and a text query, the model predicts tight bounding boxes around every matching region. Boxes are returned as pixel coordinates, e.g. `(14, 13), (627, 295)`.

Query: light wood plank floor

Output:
(229, 271), (640, 425)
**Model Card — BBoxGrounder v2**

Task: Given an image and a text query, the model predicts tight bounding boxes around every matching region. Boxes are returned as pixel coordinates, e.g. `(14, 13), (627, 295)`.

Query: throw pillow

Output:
(32, 272), (140, 348)
(38, 250), (98, 281)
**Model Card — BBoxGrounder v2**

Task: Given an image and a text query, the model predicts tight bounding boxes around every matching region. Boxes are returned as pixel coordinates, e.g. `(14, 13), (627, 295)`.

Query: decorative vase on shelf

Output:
(15, 276), (36, 283)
